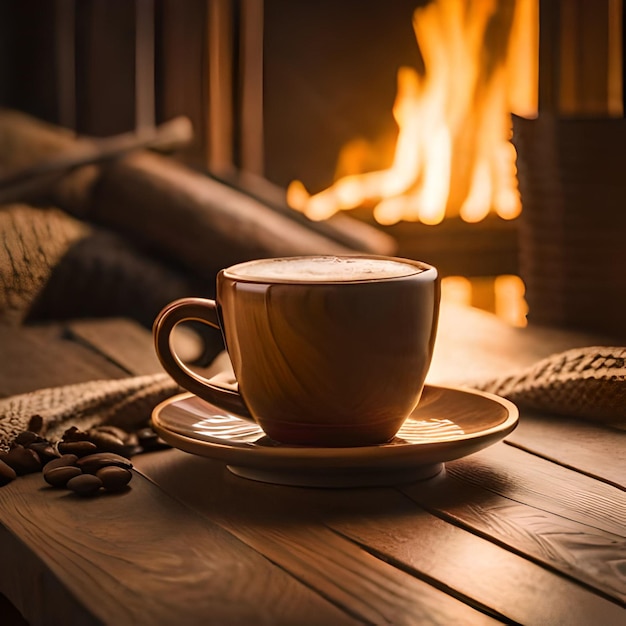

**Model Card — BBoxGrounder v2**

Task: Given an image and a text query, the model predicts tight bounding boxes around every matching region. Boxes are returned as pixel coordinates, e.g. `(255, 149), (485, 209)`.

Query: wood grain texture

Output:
(401, 443), (626, 606)
(507, 412), (626, 489)
(0, 324), (128, 398)
(134, 450), (500, 625)
(74, 0), (137, 136)
(87, 152), (353, 281)
(0, 470), (357, 626)
(66, 318), (163, 376)
(1, 302), (624, 623)
(309, 487), (626, 626)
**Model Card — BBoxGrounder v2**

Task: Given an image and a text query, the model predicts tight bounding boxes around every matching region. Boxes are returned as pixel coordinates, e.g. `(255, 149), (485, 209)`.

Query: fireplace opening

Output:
(284, 0), (537, 227)
(1, 0), (624, 337)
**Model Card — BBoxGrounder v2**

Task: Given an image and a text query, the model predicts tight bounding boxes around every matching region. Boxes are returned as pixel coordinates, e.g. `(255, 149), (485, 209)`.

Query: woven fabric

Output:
(0, 374), (179, 450)
(1, 345), (624, 451)
(473, 346), (626, 426)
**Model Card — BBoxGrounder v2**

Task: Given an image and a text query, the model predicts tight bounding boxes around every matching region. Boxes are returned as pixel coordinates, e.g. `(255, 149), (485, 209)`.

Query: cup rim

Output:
(221, 255), (438, 285)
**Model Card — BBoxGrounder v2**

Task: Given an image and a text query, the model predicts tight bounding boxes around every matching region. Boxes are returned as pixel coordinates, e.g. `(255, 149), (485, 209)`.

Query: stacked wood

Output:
(0, 110), (396, 287)
(80, 151), (376, 281)
(0, 108), (395, 363)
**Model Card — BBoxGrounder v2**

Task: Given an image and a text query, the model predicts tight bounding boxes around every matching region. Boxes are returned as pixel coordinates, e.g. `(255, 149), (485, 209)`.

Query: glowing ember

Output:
(288, 0), (538, 225)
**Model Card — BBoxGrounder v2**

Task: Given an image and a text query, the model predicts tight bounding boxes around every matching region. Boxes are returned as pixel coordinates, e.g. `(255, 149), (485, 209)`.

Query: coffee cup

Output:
(153, 255), (440, 446)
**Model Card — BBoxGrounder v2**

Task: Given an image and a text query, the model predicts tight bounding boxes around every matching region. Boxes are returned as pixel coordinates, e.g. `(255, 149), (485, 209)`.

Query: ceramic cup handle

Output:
(153, 297), (252, 419)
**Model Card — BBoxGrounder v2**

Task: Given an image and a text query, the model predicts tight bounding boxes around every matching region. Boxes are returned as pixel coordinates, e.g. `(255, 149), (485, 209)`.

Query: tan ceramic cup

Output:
(153, 255), (440, 446)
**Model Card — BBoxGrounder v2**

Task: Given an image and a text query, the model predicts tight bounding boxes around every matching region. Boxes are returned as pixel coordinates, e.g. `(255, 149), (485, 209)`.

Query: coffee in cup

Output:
(153, 255), (440, 446)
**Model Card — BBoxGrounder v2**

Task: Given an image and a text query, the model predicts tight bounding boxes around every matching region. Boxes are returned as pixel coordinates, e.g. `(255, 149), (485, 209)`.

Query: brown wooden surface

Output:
(0, 305), (624, 625)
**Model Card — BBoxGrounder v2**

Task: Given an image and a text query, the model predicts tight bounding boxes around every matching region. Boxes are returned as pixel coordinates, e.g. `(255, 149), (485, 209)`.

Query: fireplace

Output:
(1, 0), (624, 337)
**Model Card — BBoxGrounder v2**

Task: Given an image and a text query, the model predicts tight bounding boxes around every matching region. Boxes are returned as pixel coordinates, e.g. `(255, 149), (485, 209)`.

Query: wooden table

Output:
(0, 306), (624, 625)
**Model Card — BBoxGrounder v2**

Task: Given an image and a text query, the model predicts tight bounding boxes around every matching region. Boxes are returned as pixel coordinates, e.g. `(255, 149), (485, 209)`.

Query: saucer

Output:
(151, 384), (519, 488)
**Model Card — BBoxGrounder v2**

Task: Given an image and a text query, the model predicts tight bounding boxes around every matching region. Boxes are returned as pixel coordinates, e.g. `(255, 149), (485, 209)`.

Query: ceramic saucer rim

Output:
(151, 384), (519, 465)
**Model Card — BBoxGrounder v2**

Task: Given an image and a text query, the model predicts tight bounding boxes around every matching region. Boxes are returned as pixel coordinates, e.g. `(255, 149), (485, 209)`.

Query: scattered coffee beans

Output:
(77, 452), (133, 475)
(3, 445), (42, 475)
(43, 465), (82, 488)
(44, 454), (78, 470)
(58, 440), (99, 457)
(28, 441), (61, 464)
(0, 420), (168, 496)
(13, 430), (44, 447)
(66, 474), (103, 497)
(96, 466), (133, 491)
(41, 451), (132, 496)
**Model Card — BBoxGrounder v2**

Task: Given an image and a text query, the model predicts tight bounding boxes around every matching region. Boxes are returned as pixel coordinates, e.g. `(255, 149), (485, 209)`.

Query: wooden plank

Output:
(66, 318), (163, 376)
(539, 0), (622, 116)
(0, 469), (357, 626)
(88, 152), (353, 283)
(449, 442), (626, 535)
(135, 0), (156, 132)
(0, 325), (128, 398)
(239, 0), (265, 176)
(0, 523), (100, 626)
(314, 488), (626, 626)
(74, 0), (137, 136)
(559, 0), (616, 115)
(401, 443), (626, 605)
(134, 450), (501, 625)
(508, 412), (626, 489)
(156, 0), (210, 167)
(0, 0), (60, 124)
(54, 0), (77, 130)
(207, 0), (235, 176)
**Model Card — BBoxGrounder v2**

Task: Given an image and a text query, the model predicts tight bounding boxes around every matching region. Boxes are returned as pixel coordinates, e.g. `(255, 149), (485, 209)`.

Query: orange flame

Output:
(288, 0), (538, 225)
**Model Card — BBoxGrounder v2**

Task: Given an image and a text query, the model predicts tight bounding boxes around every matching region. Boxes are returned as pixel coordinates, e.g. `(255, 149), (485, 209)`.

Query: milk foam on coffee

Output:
(227, 256), (423, 282)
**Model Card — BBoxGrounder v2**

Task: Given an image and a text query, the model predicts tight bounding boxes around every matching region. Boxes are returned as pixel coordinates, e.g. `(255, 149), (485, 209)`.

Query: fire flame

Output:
(287, 0), (538, 225)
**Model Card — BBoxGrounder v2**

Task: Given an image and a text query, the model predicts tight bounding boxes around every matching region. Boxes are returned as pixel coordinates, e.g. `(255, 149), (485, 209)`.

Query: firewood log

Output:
(0, 109), (396, 282)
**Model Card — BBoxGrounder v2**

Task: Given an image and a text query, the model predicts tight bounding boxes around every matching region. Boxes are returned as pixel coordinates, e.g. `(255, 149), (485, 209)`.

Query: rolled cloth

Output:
(0, 345), (624, 451)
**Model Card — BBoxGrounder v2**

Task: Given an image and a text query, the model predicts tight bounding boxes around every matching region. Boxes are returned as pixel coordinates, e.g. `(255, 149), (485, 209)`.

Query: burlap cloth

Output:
(1, 345), (624, 451)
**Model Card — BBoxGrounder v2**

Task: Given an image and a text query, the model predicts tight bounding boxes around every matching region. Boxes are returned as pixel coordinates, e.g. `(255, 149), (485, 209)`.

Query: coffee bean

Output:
(4, 446), (41, 475)
(13, 430), (44, 447)
(136, 427), (169, 452)
(61, 426), (91, 442)
(28, 442), (60, 464)
(86, 430), (128, 456)
(122, 432), (143, 456)
(1, 424), (150, 495)
(0, 460), (17, 486)
(77, 452), (133, 474)
(27, 414), (44, 434)
(92, 425), (129, 440)
(44, 465), (83, 488)
(124, 432), (139, 447)
(43, 454), (79, 472)
(96, 466), (132, 491)
(58, 441), (99, 457)
(66, 474), (103, 497)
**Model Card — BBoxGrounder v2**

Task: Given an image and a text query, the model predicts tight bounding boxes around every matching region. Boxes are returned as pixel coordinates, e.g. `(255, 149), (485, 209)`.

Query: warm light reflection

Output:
(441, 276), (472, 308)
(494, 274), (528, 327)
(443, 274), (527, 327)
(287, 0), (538, 225)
